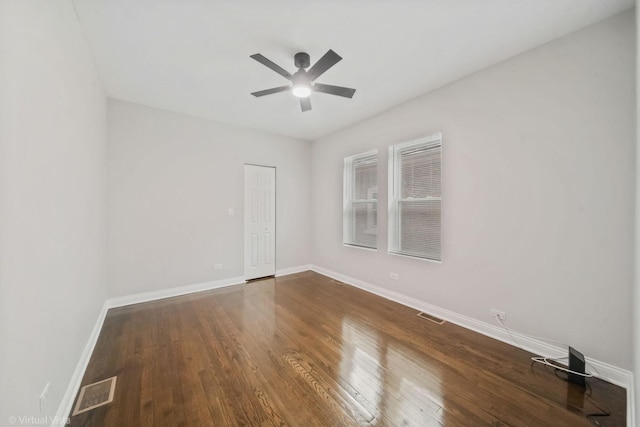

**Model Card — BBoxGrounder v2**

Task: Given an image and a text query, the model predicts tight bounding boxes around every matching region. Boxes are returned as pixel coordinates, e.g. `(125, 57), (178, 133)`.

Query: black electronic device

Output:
(568, 346), (586, 387)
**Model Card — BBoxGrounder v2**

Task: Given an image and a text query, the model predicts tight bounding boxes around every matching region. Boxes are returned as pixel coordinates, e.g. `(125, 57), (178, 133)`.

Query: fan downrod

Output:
(294, 52), (310, 69)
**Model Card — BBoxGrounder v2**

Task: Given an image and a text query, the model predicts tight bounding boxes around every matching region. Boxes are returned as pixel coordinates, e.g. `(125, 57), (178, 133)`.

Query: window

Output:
(388, 134), (442, 261)
(343, 150), (378, 249)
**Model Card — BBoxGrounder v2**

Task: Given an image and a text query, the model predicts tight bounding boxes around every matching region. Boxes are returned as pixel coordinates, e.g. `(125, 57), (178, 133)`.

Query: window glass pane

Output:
(352, 201), (377, 248)
(389, 134), (441, 261)
(399, 200), (441, 259)
(354, 159), (377, 200)
(401, 147), (441, 199)
(344, 150), (378, 249)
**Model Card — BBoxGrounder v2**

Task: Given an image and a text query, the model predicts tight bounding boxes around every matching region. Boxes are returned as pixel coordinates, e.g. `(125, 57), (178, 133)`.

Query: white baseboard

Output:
(309, 264), (635, 425)
(106, 265), (311, 309)
(628, 373), (636, 427)
(52, 301), (109, 427)
(106, 276), (246, 309)
(276, 264), (311, 277)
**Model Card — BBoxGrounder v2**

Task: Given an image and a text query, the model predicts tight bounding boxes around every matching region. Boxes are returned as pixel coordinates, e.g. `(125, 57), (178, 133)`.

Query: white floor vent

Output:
(417, 311), (446, 325)
(72, 376), (117, 416)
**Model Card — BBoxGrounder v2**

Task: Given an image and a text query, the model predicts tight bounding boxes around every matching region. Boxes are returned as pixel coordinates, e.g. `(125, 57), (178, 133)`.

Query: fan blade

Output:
(251, 86), (291, 97)
(313, 83), (356, 98)
(306, 49), (342, 81)
(250, 54), (292, 80)
(300, 97), (311, 112)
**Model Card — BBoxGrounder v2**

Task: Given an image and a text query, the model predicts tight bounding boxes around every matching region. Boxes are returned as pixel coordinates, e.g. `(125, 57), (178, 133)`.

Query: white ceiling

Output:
(73, 0), (634, 141)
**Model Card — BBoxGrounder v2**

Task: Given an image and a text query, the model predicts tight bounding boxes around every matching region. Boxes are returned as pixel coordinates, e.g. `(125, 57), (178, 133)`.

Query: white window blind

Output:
(388, 134), (442, 261)
(343, 150), (378, 249)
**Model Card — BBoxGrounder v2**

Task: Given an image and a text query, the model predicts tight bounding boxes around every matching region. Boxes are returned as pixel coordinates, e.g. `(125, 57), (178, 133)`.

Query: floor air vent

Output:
(72, 376), (117, 416)
(417, 312), (446, 325)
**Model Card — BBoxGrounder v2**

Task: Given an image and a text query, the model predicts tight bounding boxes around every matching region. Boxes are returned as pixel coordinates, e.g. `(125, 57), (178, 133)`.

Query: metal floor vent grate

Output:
(72, 376), (117, 416)
(417, 312), (446, 325)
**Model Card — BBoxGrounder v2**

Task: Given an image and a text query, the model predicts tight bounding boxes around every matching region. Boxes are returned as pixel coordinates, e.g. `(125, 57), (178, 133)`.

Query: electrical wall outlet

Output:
(490, 309), (507, 321)
(389, 272), (399, 280)
(39, 382), (50, 413)
(213, 264), (223, 270)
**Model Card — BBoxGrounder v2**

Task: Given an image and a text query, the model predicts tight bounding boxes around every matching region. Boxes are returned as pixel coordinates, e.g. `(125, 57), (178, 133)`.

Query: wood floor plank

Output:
(68, 271), (626, 426)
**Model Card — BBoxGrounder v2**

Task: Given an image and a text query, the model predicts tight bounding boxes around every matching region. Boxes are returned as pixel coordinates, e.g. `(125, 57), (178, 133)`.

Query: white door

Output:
(244, 165), (276, 280)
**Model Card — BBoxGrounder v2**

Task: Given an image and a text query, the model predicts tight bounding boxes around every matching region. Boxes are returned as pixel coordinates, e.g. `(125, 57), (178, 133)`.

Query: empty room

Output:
(1, 1), (639, 426)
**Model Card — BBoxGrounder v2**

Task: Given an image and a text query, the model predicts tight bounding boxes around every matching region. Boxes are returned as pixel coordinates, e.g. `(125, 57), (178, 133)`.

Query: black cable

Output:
(532, 362), (612, 424)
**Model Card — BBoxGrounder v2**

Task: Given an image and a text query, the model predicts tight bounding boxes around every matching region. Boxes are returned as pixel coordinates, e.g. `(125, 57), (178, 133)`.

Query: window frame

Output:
(343, 149), (379, 250)
(388, 133), (442, 262)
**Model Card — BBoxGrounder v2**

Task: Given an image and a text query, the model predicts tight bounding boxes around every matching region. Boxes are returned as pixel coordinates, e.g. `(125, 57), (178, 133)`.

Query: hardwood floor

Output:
(69, 271), (626, 426)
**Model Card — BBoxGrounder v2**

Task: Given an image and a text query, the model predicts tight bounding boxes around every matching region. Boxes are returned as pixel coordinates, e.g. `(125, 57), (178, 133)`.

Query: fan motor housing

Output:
(294, 52), (310, 69)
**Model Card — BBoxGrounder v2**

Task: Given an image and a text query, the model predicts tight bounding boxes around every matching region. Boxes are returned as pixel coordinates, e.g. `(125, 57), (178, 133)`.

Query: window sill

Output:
(343, 243), (378, 252)
(388, 251), (441, 263)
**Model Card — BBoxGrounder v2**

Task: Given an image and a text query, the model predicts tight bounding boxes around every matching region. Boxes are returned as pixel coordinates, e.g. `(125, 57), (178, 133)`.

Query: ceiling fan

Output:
(250, 49), (356, 112)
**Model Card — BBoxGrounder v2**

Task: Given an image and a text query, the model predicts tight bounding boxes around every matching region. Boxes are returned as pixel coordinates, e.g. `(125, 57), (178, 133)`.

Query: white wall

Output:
(107, 100), (311, 297)
(0, 0), (107, 421)
(312, 11), (635, 369)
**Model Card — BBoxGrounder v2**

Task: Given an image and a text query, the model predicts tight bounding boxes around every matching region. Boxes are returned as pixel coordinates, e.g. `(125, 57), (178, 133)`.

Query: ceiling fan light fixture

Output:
(291, 69), (311, 98)
(292, 84), (311, 98)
